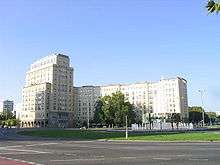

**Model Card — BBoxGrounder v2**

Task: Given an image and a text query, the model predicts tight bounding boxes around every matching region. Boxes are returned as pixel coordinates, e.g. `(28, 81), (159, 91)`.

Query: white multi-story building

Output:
(74, 77), (188, 126)
(20, 54), (188, 128)
(151, 77), (188, 118)
(21, 54), (74, 127)
(14, 103), (23, 120)
(73, 86), (101, 127)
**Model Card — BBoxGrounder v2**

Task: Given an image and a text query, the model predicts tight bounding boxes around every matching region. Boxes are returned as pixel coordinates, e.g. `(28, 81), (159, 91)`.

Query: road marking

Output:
(73, 145), (111, 149)
(0, 152), (50, 155)
(0, 143), (58, 149)
(66, 141), (96, 144)
(120, 157), (137, 159)
(0, 148), (50, 154)
(50, 158), (105, 162)
(64, 153), (77, 156)
(152, 157), (171, 160)
(95, 155), (105, 158)
(25, 143), (59, 147)
(0, 145), (23, 148)
(189, 158), (208, 161)
(176, 154), (186, 157)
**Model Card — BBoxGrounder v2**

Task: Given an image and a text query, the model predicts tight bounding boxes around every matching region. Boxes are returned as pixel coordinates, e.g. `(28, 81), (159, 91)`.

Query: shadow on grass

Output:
(3, 128), (218, 141)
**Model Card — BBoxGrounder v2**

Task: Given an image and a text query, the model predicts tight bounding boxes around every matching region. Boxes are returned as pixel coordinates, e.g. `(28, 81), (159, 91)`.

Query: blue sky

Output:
(0, 0), (219, 111)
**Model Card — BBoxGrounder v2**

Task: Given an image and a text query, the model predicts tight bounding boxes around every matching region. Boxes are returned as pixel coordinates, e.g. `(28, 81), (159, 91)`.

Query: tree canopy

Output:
(171, 113), (181, 129)
(207, 0), (220, 13)
(206, 112), (217, 124)
(188, 107), (203, 125)
(0, 111), (18, 127)
(188, 106), (210, 125)
(0, 111), (15, 121)
(93, 91), (136, 127)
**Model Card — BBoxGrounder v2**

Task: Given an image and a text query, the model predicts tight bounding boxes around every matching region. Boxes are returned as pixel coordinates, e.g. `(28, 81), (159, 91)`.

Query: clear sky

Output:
(0, 0), (219, 112)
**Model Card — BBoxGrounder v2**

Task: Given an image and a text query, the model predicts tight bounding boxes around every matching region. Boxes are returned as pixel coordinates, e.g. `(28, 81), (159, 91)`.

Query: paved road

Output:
(0, 140), (220, 165)
(0, 129), (220, 165)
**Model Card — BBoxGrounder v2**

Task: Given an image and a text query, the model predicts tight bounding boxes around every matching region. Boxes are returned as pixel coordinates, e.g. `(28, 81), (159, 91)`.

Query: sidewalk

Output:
(0, 157), (32, 165)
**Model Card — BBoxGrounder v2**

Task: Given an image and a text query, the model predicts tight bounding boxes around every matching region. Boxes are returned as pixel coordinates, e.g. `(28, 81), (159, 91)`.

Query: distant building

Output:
(3, 100), (14, 113)
(74, 77), (188, 127)
(73, 86), (101, 127)
(21, 54), (74, 128)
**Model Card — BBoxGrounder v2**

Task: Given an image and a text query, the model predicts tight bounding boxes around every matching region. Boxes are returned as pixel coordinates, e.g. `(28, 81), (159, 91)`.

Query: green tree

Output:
(188, 106), (210, 126)
(216, 115), (220, 123)
(207, 0), (220, 13)
(206, 112), (217, 124)
(93, 99), (103, 125)
(101, 95), (114, 126)
(93, 91), (136, 127)
(171, 113), (181, 129)
(0, 111), (17, 128)
(188, 106), (203, 125)
(0, 111), (15, 121)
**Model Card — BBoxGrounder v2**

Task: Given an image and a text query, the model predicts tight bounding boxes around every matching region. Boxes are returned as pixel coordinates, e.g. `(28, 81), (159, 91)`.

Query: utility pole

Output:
(147, 84), (152, 130)
(125, 115), (128, 139)
(198, 90), (205, 127)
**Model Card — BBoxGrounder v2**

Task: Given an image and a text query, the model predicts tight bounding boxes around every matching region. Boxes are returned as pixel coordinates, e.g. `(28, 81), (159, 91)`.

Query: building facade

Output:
(20, 54), (188, 127)
(3, 100), (14, 113)
(74, 77), (188, 127)
(20, 54), (74, 127)
(73, 86), (101, 127)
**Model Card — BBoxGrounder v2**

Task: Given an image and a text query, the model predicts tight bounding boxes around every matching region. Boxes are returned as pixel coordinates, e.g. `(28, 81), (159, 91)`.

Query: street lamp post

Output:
(125, 115), (128, 139)
(87, 108), (90, 129)
(198, 90), (205, 127)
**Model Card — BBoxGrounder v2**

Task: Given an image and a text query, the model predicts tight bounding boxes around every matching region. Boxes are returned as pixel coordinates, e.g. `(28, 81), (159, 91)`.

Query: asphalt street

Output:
(0, 129), (220, 165)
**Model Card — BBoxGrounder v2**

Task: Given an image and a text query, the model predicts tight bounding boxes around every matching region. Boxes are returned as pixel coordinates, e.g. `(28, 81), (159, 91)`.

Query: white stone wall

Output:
(21, 54), (74, 127)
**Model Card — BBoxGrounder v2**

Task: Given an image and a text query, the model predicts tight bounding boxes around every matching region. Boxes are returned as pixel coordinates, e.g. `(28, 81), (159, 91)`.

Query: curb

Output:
(97, 139), (220, 143)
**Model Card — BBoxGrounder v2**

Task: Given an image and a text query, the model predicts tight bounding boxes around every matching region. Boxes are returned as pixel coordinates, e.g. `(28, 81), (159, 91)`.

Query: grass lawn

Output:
(117, 131), (220, 141)
(18, 130), (124, 140)
(18, 130), (220, 141)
